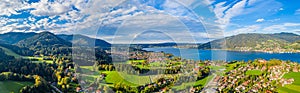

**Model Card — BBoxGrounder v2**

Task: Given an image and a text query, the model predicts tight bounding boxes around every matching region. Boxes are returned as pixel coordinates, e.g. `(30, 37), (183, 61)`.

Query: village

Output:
(215, 59), (300, 93)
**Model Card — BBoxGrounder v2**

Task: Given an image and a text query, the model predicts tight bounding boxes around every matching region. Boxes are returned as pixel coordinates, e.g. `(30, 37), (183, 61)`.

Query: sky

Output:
(0, 0), (300, 44)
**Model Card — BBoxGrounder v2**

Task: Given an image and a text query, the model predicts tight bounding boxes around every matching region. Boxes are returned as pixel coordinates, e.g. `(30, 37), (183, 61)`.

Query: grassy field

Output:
(126, 60), (145, 64)
(103, 71), (151, 86)
(172, 75), (213, 91)
(209, 66), (225, 71)
(245, 70), (263, 75)
(209, 66), (226, 76)
(80, 66), (97, 74)
(24, 56), (53, 64)
(79, 66), (101, 83)
(277, 72), (300, 93)
(225, 62), (246, 72)
(79, 66), (151, 86)
(132, 61), (183, 69)
(0, 81), (33, 93)
(0, 46), (21, 58)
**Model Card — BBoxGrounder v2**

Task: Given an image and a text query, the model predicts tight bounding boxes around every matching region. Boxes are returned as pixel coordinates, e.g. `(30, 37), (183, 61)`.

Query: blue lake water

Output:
(143, 47), (300, 62)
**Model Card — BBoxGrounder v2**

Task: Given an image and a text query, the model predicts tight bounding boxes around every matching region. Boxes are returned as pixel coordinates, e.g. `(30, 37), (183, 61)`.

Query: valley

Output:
(0, 32), (300, 93)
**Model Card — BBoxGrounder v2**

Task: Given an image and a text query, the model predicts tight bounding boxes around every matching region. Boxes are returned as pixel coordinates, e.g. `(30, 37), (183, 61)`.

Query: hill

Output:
(0, 32), (111, 48)
(0, 43), (33, 56)
(0, 48), (15, 61)
(270, 32), (300, 42)
(115, 42), (199, 49)
(0, 32), (36, 44)
(198, 32), (300, 52)
(0, 46), (21, 58)
(16, 32), (72, 49)
(127, 42), (178, 48)
(58, 34), (111, 48)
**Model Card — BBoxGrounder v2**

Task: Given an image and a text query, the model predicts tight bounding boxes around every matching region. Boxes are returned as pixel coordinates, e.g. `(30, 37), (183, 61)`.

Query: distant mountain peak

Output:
(57, 34), (111, 47)
(199, 32), (300, 50)
(16, 31), (72, 48)
(275, 32), (298, 35)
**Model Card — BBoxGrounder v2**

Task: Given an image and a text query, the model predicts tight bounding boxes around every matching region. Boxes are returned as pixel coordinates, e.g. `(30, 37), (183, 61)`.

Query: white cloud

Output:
(106, 13), (201, 44)
(213, 0), (248, 26)
(279, 8), (284, 11)
(256, 18), (265, 22)
(295, 9), (300, 15)
(226, 25), (261, 36)
(204, 0), (282, 34)
(28, 0), (72, 16)
(0, 0), (27, 16)
(263, 23), (300, 32)
(0, 0), (217, 43)
(268, 18), (280, 22)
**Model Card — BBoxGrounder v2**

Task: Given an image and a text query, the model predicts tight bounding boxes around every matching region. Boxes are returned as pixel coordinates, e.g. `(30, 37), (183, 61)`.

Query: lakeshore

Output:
(143, 47), (300, 62)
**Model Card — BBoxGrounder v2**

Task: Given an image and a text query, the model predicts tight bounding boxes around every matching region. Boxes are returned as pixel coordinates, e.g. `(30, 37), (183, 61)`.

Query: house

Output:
(96, 89), (101, 93)
(76, 87), (82, 92)
(293, 67), (299, 72)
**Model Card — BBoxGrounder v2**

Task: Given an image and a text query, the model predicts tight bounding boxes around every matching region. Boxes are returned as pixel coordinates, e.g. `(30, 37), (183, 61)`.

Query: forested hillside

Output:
(198, 32), (300, 52)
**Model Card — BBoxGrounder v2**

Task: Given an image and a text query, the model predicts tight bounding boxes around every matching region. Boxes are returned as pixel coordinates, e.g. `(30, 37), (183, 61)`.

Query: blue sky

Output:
(0, 0), (300, 43)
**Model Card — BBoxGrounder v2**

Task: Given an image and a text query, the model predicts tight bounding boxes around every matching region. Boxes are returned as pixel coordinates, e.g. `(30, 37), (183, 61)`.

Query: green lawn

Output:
(0, 81), (33, 93)
(127, 60), (145, 64)
(277, 72), (300, 93)
(134, 61), (183, 69)
(80, 66), (96, 73)
(0, 46), (21, 58)
(172, 75), (213, 91)
(225, 62), (246, 72)
(210, 66), (226, 75)
(104, 71), (150, 86)
(149, 62), (165, 67)
(209, 66), (225, 71)
(245, 70), (263, 75)
(24, 56), (53, 64)
(134, 64), (150, 69)
(79, 66), (101, 83)
(78, 66), (151, 86)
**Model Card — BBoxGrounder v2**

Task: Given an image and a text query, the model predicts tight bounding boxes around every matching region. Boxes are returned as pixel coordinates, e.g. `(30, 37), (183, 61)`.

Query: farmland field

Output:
(24, 56), (53, 64)
(0, 46), (21, 58)
(277, 72), (300, 93)
(172, 75), (213, 91)
(0, 81), (33, 93)
(79, 66), (151, 86)
(79, 66), (101, 83)
(245, 70), (263, 75)
(104, 71), (151, 86)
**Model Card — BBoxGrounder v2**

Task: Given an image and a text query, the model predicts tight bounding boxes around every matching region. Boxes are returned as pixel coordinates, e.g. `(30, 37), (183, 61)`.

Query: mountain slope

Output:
(0, 42), (34, 56)
(58, 34), (111, 47)
(0, 46), (21, 58)
(0, 32), (36, 44)
(270, 32), (300, 42)
(17, 32), (72, 49)
(0, 48), (15, 61)
(199, 33), (300, 51)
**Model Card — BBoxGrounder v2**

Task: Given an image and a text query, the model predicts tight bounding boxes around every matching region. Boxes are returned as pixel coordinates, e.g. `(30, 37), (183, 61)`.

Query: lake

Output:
(143, 47), (300, 62)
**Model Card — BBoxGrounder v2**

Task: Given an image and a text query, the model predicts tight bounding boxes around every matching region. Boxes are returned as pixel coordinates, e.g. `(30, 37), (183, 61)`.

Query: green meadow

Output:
(24, 56), (53, 64)
(103, 71), (151, 86)
(0, 81), (33, 93)
(277, 72), (300, 93)
(245, 70), (263, 75)
(79, 66), (151, 86)
(172, 75), (213, 91)
(0, 46), (21, 58)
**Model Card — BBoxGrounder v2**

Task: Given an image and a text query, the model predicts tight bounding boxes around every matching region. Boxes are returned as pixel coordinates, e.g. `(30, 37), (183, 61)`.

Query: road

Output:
(50, 85), (63, 93)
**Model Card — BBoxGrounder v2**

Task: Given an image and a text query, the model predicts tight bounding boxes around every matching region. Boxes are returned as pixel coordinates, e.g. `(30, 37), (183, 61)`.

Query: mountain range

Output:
(0, 32), (111, 56)
(198, 32), (300, 52)
(0, 32), (111, 47)
(0, 32), (300, 55)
